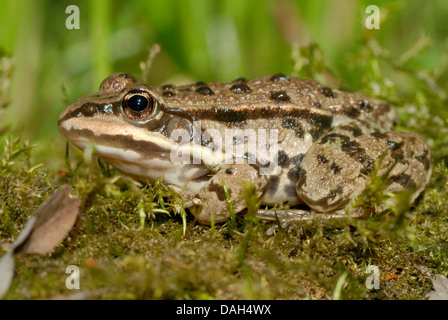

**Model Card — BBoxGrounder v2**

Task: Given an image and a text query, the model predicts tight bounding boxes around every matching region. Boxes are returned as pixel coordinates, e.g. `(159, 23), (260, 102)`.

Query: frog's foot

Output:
(190, 164), (268, 225)
(296, 124), (433, 215)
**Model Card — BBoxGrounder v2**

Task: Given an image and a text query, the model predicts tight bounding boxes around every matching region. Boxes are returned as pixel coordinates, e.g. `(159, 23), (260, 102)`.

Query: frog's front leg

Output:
(189, 164), (268, 225)
(295, 121), (433, 216)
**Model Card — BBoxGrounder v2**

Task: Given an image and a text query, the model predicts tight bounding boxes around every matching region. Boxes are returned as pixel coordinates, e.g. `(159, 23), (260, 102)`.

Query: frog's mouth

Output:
(58, 116), (211, 188)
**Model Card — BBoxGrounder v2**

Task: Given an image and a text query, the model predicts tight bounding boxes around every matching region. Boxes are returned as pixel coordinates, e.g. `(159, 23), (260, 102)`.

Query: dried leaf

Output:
(15, 185), (80, 254)
(0, 251), (15, 299)
(0, 185), (80, 299)
(0, 215), (37, 299)
(10, 216), (37, 250)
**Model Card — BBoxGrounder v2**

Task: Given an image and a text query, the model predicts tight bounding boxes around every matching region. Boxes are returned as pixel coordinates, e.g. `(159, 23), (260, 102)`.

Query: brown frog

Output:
(58, 73), (432, 224)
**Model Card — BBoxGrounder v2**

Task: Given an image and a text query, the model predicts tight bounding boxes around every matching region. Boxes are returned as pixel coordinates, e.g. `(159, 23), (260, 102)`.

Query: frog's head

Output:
(57, 73), (209, 189)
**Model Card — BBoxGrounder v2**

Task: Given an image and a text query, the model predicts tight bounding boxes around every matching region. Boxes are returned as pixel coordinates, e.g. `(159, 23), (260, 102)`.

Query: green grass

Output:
(1, 0), (448, 300)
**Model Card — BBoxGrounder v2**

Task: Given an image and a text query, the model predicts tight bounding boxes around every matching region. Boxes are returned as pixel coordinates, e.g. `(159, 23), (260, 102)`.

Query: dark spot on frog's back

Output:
(346, 106), (361, 118)
(321, 133), (350, 144)
(337, 185), (344, 194)
(330, 162), (341, 175)
(387, 174), (416, 188)
(408, 136), (417, 144)
(340, 124), (363, 137)
(332, 105), (361, 118)
(317, 154), (329, 164)
(162, 91), (175, 97)
(196, 86), (214, 95)
(282, 116), (304, 138)
(390, 145), (407, 164)
(230, 83), (251, 94)
(321, 133), (374, 175)
(266, 176), (280, 195)
(341, 140), (373, 173)
(386, 140), (404, 151)
(290, 154), (305, 166)
(309, 129), (325, 142)
(416, 150), (431, 170)
(288, 160), (306, 182)
(319, 87), (335, 98)
(270, 73), (289, 82)
(277, 151), (290, 167)
(371, 132), (388, 139)
(270, 91), (291, 103)
(294, 167), (307, 189)
(288, 156), (306, 186)
(357, 100), (373, 113)
(300, 109), (333, 128)
(325, 187), (344, 201)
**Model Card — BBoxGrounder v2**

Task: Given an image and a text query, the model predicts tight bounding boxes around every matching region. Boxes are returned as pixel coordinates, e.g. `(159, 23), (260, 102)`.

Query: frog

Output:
(58, 73), (432, 225)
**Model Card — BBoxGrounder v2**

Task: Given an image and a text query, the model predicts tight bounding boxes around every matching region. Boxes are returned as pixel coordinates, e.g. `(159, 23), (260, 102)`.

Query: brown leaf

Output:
(0, 251), (15, 298)
(0, 215), (36, 299)
(0, 185), (80, 299)
(15, 185), (80, 254)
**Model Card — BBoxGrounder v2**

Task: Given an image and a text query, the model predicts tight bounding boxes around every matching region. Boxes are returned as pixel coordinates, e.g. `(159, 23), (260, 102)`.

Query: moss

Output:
(1, 38), (448, 300)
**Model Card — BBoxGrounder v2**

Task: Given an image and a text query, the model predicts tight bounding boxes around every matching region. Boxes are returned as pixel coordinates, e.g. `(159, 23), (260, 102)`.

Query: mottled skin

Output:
(58, 73), (433, 224)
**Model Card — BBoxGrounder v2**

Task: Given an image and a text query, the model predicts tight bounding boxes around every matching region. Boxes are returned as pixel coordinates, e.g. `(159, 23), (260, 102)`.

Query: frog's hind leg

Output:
(295, 123), (433, 216)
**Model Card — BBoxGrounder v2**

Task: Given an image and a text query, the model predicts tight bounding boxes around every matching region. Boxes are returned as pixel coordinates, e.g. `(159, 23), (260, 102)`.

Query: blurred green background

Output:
(0, 0), (447, 150)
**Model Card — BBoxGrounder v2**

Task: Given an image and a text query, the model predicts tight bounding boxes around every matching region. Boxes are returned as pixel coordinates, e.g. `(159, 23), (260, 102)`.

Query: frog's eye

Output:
(127, 94), (149, 112)
(122, 90), (156, 120)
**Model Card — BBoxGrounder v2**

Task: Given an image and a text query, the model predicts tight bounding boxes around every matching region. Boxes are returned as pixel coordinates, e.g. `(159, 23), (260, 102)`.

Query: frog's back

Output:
(154, 74), (397, 132)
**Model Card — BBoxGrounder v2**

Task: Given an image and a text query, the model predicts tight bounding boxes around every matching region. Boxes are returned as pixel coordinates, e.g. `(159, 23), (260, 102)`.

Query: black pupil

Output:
(128, 94), (149, 112)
